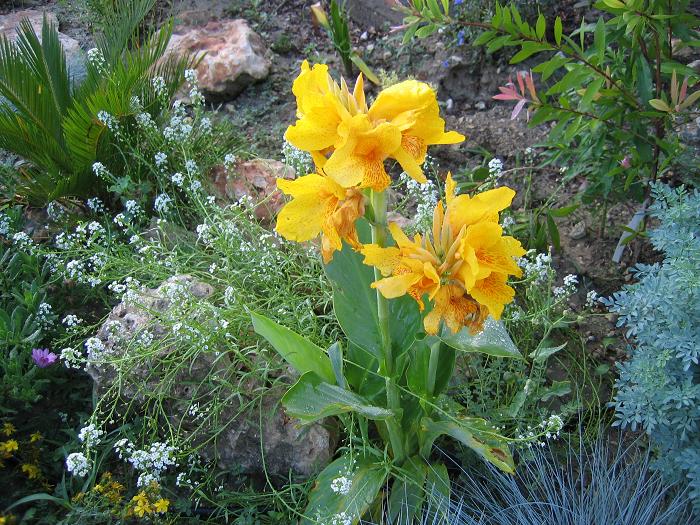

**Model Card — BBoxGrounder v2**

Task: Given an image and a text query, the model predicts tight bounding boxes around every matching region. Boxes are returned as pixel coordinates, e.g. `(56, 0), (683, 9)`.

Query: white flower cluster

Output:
(47, 201), (66, 222)
(553, 274), (578, 299)
(502, 215), (515, 230)
(281, 139), (313, 175)
(399, 171), (438, 234)
(152, 76), (167, 98)
(224, 153), (237, 171)
(196, 223), (214, 246)
(185, 159), (198, 175)
(329, 512), (352, 525)
(519, 250), (553, 285)
(524, 146), (537, 164)
(116, 440), (177, 487)
(86, 197), (106, 213)
(330, 475), (352, 495)
(66, 452), (90, 477)
(60, 347), (84, 369)
(97, 110), (120, 135)
(154, 193), (172, 214)
(184, 68), (205, 106)
(78, 423), (105, 448)
(85, 337), (110, 362)
(36, 302), (54, 330)
(154, 151), (168, 168)
(585, 290), (600, 308)
(12, 231), (33, 251)
(488, 157), (504, 179)
(171, 172), (185, 187)
(0, 213), (10, 236)
(87, 47), (107, 74)
(62, 314), (83, 328)
(135, 111), (157, 131)
(163, 101), (193, 142)
(517, 414), (564, 448)
(92, 162), (110, 179)
(199, 116), (212, 134)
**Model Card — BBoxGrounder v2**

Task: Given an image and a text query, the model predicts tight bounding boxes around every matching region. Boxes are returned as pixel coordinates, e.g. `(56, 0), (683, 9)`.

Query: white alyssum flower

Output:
(66, 452), (90, 477)
(185, 159), (198, 174)
(97, 111), (120, 134)
(488, 157), (504, 178)
(86, 47), (106, 73)
(154, 193), (172, 214)
(37, 302), (54, 329)
(85, 337), (108, 361)
(0, 213), (11, 236)
(12, 232), (33, 250)
(92, 162), (110, 179)
(135, 111), (156, 131)
(281, 139), (313, 175)
(330, 475), (352, 495)
(152, 76), (167, 98)
(586, 290), (600, 308)
(171, 172), (185, 187)
(62, 314), (83, 327)
(189, 180), (202, 193)
(154, 152), (168, 168)
(61, 346), (85, 369)
(224, 153), (237, 171)
(78, 423), (105, 448)
(86, 197), (105, 213)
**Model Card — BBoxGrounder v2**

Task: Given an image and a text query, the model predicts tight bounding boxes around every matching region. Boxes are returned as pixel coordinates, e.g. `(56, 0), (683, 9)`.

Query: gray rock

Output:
(346, 0), (403, 28)
(87, 275), (332, 481)
(569, 220), (587, 240)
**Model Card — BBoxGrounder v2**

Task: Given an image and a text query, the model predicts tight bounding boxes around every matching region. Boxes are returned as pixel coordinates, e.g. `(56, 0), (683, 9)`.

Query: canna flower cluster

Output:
(276, 61), (463, 263)
(362, 174), (524, 334)
(276, 61), (523, 336)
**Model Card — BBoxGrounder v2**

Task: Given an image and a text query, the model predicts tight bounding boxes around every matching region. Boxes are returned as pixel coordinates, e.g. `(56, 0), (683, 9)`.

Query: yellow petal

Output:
(469, 272), (515, 320)
(361, 244), (401, 276)
(388, 222), (412, 248)
(392, 144), (427, 184)
(445, 172), (457, 206)
(372, 272), (421, 299)
(447, 187), (516, 231)
(275, 193), (328, 242)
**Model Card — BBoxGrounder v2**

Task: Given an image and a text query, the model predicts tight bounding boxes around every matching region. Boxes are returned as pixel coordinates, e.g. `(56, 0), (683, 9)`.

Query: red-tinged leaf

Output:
(671, 69), (678, 106)
(517, 70), (525, 94)
(680, 77), (688, 103)
(525, 70), (537, 101)
(511, 99), (527, 120)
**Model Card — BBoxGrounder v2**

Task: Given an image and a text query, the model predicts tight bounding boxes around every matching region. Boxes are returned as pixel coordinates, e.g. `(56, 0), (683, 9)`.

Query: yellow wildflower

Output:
(21, 463), (41, 480)
(275, 173), (365, 263)
(29, 432), (43, 443)
(153, 498), (170, 513)
(1, 423), (15, 436)
(368, 80), (465, 184)
(362, 174), (523, 334)
(131, 492), (152, 517)
(0, 440), (18, 458)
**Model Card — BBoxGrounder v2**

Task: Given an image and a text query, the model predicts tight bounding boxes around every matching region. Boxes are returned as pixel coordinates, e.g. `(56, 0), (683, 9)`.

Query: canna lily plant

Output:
(251, 61), (525, 524)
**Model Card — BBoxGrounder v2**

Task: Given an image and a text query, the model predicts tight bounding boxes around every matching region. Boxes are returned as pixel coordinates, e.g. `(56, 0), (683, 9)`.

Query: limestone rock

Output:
(165, 19), (270, 101)
(209, 158), (294, 223)
(0, 9), (85, 82)
(86, 275), (331, 481)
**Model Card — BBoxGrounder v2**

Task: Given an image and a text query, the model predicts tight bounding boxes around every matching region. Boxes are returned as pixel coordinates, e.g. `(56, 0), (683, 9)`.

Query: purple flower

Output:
(32, 348), (57, 368)
(457, 30), (465, 46)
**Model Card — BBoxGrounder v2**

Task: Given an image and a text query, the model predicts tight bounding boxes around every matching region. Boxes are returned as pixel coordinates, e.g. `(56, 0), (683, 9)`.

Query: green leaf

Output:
(580, 78), (604, 109)
(250, 312), (335, 384)
(505, 389), (528, 418)
(636, 54), (653, 106)
(283, 371), (394, 424)
(344, 342), (383, 402)
(421, 416), (515, 473)
(554, 16), (563, 45)
(548, 204), (579, 217)
(302, 454), (388, 525)
(415, 24), (437, 38)
(510, 41), (553, 64)
(602, 0), (626, 8)
(529, 342), (567, 364)
(593, 18), (606, 62)
(406, 338), (455, 399)
(536, 14), (546, 40)
(350, 54), (380, 85)
(424, 462), (450, 518)
(473, 30), (495, 47)
(546, 213), (560, 250)
(325, 220), (421, 361)
(388, 456), (428, 524)
(328, 342), (346, 389)
(649, 98), (671, 112)
(540, 380), (572, 401)
(439, 317), (522, 359)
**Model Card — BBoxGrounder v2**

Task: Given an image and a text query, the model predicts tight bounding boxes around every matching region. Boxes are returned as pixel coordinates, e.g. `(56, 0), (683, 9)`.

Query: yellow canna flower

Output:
(368, 80), (465, 184)
(285, 61), (366, 165)
(362, 174), (523, 334)
(323, 114), (402, 191)
(0, 440), (18, 458)
(154, 498), (170, 513)
(2, 423), (15, 436)
(275, 173), (365, 263)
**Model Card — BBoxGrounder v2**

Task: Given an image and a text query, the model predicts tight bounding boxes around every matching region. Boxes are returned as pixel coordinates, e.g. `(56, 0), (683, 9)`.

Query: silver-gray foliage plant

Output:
(603, 183), (700, 509)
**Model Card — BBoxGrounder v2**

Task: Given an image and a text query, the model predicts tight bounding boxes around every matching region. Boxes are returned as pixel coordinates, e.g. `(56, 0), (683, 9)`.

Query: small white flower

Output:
(152, 76), (167, 97)
(154, 193), (172, 214)
(154, 152), (168, 168)
(92, 162), (110, 179)
(330, 475), (352, 495)
(171, 172), (185, 187)
(78, 423), (105, 448)
(66, 452), (90, 477)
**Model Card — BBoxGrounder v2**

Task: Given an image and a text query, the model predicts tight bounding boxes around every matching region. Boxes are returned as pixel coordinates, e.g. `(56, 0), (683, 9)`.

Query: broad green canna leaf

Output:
(283, 371), (394, 424)
(250, 312), (335, 384)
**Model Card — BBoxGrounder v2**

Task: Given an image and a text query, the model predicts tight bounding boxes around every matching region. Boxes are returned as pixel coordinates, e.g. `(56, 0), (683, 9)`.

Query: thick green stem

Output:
(427, 340), (441, 399)
(370, 189), (405, 463)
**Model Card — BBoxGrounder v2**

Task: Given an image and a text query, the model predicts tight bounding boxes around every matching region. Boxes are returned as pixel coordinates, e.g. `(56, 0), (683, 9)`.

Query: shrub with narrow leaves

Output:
(603, 183), (700, 508)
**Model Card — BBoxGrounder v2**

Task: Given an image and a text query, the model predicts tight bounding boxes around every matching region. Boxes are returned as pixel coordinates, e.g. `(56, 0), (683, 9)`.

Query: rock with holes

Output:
(86, 274), (332, 481)
(208, 158), (295, 223)
(163, 18), (270, 101)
